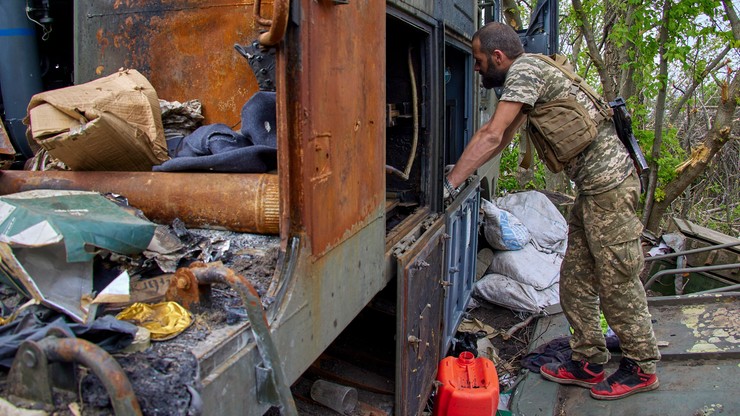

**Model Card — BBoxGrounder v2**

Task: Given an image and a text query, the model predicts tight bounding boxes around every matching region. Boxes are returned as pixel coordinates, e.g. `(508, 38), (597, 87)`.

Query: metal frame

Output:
(644, 241), (740, 293)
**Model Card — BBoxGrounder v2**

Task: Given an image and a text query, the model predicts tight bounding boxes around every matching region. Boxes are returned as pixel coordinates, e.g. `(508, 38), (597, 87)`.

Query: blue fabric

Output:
(498, 210), (530, 250)
(240, 91), (276, 147)
(154, 91), (277, 173)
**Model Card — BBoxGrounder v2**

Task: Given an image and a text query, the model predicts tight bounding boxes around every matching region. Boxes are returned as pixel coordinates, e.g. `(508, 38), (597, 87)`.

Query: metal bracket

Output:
(235, 40), (277, 92)
(255, 365), (280, 405)
(8, 340), (54, 409)
(7, 333), (142, 416)
(172, 262), (299, 416)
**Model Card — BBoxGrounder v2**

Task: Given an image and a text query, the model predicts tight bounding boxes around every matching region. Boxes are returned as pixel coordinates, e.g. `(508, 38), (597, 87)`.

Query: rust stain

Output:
(291, 0), (385, 256)
(87, 1), (262, 125)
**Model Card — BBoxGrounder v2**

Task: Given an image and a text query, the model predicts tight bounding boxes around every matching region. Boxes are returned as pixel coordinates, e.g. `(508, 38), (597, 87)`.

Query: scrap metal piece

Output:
(8, 335), (142, 416)
(7, 340), (53, 409)
(165, 265), (210, 310)
(254, 0), (290, 46)
(235, 41), (277, 92)
(175, 262), (298, 416)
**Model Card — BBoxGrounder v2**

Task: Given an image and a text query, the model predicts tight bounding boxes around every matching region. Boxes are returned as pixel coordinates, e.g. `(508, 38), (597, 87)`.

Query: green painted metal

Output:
(511, 293), (740, 416)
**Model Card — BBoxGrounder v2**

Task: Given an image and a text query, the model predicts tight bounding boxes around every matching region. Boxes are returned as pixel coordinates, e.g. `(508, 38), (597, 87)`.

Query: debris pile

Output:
(0, 191), (279, 414)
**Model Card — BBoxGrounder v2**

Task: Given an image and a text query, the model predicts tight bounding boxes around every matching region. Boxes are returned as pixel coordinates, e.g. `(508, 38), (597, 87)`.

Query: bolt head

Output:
(22, 350), (37, 368)
(176, 277), (190, 289)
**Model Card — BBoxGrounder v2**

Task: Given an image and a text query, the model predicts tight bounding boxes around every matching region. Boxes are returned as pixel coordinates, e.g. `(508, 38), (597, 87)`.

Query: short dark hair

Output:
(473, 22), (525, 60)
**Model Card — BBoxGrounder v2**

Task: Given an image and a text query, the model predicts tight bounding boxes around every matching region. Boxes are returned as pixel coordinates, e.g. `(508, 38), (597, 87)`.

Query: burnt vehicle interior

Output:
(385, 17), (427, 233)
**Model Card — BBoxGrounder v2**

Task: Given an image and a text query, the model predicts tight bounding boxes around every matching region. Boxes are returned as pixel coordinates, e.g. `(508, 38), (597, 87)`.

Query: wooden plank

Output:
(672, 217), (740, 251)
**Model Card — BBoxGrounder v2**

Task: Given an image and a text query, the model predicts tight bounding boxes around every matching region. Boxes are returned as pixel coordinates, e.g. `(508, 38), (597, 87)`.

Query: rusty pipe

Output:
(40, 337), (142, 416)
(188, 263), (298, 416)
(254, 0), (290, 46)
(0, 171), (279, 234)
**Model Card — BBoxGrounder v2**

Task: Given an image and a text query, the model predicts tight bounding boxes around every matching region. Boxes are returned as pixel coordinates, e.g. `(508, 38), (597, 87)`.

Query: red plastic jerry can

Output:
(433, 351), (500, 416)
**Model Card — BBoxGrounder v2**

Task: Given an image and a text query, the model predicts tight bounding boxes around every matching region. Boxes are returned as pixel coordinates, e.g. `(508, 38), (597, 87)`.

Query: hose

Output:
(386, 46), (419, 181)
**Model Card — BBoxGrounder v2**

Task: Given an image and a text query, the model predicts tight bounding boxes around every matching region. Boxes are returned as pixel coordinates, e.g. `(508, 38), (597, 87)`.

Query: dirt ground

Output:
(470, 301), (537, 379)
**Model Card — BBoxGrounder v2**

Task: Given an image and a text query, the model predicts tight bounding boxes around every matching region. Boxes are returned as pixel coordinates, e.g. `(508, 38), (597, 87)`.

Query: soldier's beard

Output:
(481, 57), (507, 89)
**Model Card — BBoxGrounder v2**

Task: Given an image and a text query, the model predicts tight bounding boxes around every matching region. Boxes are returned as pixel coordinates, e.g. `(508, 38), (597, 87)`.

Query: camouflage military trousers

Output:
(560, 172), (660, 374)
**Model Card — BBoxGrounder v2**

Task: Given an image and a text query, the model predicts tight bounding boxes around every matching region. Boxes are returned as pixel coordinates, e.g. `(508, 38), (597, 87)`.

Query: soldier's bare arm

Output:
(447, 100), (524, 188)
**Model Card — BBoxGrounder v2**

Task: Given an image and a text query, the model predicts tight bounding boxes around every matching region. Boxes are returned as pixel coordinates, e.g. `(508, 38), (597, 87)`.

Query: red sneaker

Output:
(590, 358), (659, 400)
(540, 360), (605, 388)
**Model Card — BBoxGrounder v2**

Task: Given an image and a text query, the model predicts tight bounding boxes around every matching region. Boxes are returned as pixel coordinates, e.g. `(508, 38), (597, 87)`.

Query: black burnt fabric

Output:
(521, 335), (621, 373)
(0, 310), (138, 368)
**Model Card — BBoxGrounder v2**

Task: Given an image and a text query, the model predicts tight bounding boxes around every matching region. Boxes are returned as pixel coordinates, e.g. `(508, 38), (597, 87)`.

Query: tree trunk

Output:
(571, 0), (614, 100)
(645, 0), (740, 232)
(646, 71), (739, 232)
(616, 2), (638, 101)
(502, 0), (524, 30)
(571, 30), (583, 72)
(603, 0), (623, 100)
(641, 0), (672, 227)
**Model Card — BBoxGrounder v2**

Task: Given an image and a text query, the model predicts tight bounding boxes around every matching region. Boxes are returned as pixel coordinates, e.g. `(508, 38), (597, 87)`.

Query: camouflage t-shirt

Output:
(500, 54), (633, 195)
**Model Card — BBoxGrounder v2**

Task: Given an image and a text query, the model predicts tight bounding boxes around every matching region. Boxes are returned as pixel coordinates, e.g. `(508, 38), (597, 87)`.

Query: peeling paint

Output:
(682, 305), (739, 353)
(694, 403), (724, 416)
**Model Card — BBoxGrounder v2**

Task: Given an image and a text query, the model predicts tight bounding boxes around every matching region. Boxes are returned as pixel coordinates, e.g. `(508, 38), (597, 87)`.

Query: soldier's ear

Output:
(492, 49), (504, 64)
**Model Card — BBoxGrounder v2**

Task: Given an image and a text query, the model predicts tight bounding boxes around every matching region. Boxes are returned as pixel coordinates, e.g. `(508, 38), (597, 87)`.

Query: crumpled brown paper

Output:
(116, 301), (192, 341)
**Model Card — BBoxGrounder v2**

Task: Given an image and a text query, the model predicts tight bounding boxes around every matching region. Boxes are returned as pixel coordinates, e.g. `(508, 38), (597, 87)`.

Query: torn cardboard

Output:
(0, 118), (16, 167)
(24, 69), (169, 171)
(0, 190), (157, 323)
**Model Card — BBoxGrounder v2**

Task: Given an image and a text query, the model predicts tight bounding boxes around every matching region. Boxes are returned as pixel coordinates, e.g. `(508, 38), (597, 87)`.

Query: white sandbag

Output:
(489, 242), (562, 290)
(474, 273), (559, 313)
(496, 191), (568, 256)
(480, 198), (531, 251)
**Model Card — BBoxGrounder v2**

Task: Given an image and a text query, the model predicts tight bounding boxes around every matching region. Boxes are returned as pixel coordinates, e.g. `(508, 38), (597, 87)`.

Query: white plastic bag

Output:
(496, 191), (568, 256)
(474, 273), (559, 313)
(480, 199), (531, 251)
(488, 242), (562, 290)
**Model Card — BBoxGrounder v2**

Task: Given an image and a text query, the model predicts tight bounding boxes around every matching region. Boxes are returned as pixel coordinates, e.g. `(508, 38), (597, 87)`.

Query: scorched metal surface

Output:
(74, 0), (264, 125)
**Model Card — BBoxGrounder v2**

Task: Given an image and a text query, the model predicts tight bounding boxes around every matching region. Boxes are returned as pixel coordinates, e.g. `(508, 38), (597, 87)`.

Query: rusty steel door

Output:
(393, 215), (446, 416)
(281, 0), (386, 257)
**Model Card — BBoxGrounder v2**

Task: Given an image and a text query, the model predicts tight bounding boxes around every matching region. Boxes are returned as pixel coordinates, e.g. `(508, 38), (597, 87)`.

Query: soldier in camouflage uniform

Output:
(445, 22), (661, 400)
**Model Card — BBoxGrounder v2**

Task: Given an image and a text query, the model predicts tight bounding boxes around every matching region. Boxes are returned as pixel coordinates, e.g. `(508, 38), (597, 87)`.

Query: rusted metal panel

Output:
(75, 0), (267, 125)
(0, 171), (279, 234)
(284, 0), (386, 257)
(394, 216), (445, 416)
